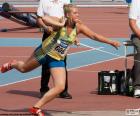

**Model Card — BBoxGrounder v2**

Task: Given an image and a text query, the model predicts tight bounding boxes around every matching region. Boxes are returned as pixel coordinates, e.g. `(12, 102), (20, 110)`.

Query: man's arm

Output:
(129, 0), (140, 38)
(37, 16), (53, 33)
(37, 0), (65, 32)
(129, 19), (140, 38)
(37, 17), (49, 29)
(42, 15), (65, 27)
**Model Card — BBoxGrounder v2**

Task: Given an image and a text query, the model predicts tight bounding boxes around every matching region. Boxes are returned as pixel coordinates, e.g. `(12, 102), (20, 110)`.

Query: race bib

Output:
(54, 39), (69, 56)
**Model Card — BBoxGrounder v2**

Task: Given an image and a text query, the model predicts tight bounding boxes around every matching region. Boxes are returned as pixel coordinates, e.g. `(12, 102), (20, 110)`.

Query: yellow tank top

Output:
(42, 27), (77, 60)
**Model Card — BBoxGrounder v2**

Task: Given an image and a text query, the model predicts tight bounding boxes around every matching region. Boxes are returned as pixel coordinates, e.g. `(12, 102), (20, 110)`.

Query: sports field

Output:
(0, 1), (139, 116)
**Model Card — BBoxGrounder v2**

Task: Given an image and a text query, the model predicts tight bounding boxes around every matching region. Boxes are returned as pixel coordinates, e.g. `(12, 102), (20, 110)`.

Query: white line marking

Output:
(0, 56), (124, 87)
(68, 56), (124, 70)
(68, 46), (104, 55)
(80, 43), (120, 57)
(0, 76), (40, 87)
(0, 44), (104, 57)
(0, 41), (122, 87)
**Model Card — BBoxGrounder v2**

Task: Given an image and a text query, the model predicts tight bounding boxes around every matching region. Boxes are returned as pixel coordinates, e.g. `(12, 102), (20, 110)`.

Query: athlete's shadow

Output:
(0, 108), (52, 116)
(0, 108), (72, 116)
(7, 90), (40, 98)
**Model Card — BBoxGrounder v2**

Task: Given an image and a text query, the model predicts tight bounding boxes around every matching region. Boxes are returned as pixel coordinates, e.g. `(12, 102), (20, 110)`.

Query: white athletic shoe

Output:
(134, 89), (140, 98)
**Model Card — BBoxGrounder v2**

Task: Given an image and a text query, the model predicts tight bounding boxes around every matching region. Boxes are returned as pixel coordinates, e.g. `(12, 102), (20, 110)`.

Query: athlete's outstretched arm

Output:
(77, 23), (120, 49)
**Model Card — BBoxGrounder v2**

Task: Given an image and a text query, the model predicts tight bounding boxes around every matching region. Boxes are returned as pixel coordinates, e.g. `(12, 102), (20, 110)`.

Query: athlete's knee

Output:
(18, 66), (29, 73)
(55, 84), (65, 93)
(19, 68), (27, 73)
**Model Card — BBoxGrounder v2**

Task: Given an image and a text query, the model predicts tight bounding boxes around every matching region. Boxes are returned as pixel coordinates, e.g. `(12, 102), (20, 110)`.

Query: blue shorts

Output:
(34, 45), (65, 68)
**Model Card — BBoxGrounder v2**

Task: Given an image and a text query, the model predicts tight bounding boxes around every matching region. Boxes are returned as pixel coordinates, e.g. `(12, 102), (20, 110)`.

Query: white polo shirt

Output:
(37, 0), (70, 18)
(129, 0), (140, 29)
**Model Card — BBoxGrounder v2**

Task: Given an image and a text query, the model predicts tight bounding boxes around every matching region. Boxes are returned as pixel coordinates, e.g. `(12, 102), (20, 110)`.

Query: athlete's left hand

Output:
(111, 41), (121, 50)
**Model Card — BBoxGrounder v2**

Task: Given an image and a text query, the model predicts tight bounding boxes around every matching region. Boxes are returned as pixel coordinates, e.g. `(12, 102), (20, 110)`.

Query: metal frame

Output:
(123, 40), (136, 79)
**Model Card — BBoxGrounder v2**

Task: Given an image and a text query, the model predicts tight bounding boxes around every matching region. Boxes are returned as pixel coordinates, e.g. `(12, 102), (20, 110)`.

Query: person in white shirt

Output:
(37, 0), (73, 99)
(129, 0), (140, 98)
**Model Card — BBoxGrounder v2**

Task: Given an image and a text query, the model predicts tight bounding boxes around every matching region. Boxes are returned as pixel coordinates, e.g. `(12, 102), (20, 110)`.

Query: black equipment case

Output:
(98, 70), (119, 95)
(98, 70), (134, 96)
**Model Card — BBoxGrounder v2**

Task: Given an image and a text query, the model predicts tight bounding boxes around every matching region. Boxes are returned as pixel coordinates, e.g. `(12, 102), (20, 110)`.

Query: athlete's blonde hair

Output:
(63, 4), (77, 16)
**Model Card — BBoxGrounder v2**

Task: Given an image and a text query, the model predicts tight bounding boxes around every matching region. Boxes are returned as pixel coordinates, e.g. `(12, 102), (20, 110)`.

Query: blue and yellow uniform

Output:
(34, 27), (77, 68)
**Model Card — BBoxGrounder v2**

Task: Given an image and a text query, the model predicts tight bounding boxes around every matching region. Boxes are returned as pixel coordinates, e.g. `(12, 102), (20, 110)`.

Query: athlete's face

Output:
(68, 7), (79, 23)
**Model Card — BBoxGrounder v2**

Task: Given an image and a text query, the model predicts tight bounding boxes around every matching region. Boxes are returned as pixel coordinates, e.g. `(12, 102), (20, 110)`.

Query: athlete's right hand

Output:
(44, 26), (53, 33)
(59, 16), (66, 27)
